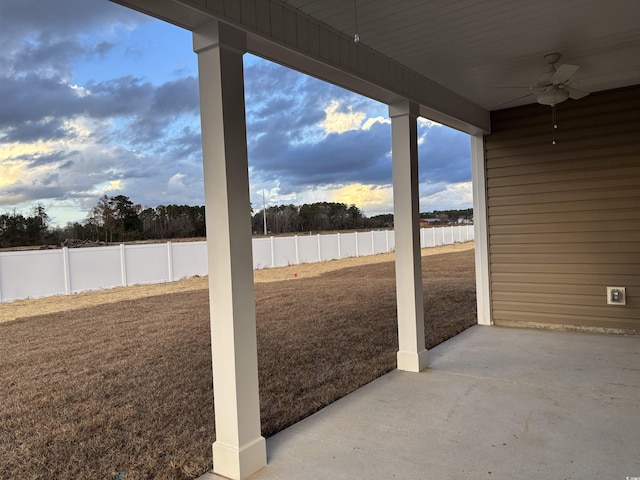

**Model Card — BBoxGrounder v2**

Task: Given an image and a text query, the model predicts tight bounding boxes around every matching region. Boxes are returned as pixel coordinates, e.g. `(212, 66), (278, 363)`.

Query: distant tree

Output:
(25, 204), (49, 245)
(366, 214), (394, 228)
(420, 208), (473, 224)
(137, 204), (206, 239)
(0, 211), (27, 247)
(90, 195), (116, 242)
(108, 195), (142, 241)
(0, 205), (51, 247)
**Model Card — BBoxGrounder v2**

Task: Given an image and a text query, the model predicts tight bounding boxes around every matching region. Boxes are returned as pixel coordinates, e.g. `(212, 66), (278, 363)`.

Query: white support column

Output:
(193, 21), (266, 480)
(471, 134), (492, 326)
(390, 100), (428, 372)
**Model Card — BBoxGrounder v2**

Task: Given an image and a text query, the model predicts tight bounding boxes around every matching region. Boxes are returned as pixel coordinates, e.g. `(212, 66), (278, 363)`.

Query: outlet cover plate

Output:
(606, 287), (626, 305)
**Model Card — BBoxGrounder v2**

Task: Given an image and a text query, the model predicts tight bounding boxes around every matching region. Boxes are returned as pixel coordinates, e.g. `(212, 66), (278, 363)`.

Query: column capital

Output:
(388, 100), (420, 119)
(193, 20), (247, 55)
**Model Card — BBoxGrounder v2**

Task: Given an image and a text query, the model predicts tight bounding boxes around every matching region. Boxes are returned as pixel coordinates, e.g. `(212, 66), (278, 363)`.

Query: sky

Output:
(0, 0), (473, 227)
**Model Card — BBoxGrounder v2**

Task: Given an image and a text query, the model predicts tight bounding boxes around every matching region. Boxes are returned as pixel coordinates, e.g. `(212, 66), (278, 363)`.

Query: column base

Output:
(397, 349), (429, 372)
(213, 436), (267, 480)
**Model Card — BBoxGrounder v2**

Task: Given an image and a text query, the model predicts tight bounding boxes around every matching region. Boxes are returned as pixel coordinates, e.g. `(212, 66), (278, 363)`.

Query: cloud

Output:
(362, 116), (391, 130)
(320, 100), (366, 134)
(0, 0), (143, 44)
(330, 184), (393, 212)
(418, 124), (471, 184)
(250, 120), (392, 190)
(419, 182), (473, 211)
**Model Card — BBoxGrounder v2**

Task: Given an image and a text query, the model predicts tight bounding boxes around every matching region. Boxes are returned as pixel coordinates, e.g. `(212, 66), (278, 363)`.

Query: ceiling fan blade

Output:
(490, 85), (537, 89)
(565, 87), (590, 100)
(551, 64), (580, 84)
(498, 92), (534, 106)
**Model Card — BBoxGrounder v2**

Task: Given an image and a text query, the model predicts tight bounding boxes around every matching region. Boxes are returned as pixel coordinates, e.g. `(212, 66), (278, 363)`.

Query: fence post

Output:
(270, 236), (275, 268)
(385, 230), (390, 252)
(371, 230), (375, 254)
(354, 232), (359, 257)
(294, 235), (300, 264)
(167, 241), (174, 282)
(337, 232), (341, 259)
(317, 234), (322, 262)
(120, 243), (128, 286)
(62, 247), (71, 295)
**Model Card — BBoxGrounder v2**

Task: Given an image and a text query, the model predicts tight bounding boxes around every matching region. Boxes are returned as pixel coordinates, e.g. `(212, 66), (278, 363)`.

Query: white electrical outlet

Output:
(606, 287), (626, 305)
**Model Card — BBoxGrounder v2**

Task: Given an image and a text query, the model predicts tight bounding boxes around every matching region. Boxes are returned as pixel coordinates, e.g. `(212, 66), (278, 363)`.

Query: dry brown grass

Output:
(0, 243), (476, 479)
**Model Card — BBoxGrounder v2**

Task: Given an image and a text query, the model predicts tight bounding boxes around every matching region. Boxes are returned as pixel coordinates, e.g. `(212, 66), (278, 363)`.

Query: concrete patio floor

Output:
(202, 325), (640, 479)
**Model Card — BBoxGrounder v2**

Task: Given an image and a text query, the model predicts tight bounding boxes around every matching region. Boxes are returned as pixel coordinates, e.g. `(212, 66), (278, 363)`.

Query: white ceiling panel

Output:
(284, 0), (640, 110)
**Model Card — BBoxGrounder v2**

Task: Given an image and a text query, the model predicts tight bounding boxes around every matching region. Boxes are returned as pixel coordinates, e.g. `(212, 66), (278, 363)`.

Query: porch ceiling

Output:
(114, 0), (640, 113)
(286, 0), (640, 111)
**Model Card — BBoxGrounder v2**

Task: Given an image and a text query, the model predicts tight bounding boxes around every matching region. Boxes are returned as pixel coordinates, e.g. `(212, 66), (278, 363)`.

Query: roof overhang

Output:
(110, 0), (491, 134)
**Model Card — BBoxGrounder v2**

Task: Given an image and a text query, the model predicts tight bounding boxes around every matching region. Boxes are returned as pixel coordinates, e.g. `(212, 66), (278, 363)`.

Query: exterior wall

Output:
(485, 86), (640, 331)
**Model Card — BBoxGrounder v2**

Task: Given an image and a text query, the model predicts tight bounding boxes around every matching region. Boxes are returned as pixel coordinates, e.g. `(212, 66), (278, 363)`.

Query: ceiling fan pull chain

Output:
(551, 104), (557, 145)
(354, 0), (360, 43)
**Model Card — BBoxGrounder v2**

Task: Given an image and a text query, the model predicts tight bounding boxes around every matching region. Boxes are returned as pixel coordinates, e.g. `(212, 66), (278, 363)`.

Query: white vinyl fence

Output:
(0, 225), (473, 303)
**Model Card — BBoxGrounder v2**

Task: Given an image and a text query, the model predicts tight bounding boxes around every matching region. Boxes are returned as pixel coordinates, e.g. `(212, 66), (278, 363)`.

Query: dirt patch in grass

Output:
(0, 244), (476, 479)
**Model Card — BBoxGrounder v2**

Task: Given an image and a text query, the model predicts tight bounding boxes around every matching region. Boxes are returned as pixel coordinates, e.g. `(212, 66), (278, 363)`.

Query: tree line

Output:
(251, 202), (388, 234)
(0, 195), (473, 248)
(420, 208), (473, 223)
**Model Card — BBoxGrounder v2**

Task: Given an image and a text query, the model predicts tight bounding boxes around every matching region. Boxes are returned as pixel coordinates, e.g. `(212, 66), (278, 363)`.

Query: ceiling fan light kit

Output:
(498, 53), (593, 144)
(537, 87), (570, 106)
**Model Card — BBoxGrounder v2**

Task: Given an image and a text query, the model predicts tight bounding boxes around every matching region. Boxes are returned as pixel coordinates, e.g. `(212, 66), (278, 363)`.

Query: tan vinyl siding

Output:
(485, 86), (640, 331)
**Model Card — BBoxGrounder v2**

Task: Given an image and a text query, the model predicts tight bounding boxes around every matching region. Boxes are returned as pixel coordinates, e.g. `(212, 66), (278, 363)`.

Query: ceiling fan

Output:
(500, 53), (590, 106)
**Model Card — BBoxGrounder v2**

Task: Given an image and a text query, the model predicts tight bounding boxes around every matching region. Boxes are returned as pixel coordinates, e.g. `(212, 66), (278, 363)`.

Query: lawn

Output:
(0, 244), (476, 479)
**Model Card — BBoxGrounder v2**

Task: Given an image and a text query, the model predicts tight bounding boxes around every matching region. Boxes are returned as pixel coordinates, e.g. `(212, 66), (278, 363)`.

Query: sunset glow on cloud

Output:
(330, 183), (392, 212)
(320, 100), (367, 135)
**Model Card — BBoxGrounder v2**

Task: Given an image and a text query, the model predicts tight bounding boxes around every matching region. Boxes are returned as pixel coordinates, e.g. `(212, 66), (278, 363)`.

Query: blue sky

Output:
(0, 0), (472, 227)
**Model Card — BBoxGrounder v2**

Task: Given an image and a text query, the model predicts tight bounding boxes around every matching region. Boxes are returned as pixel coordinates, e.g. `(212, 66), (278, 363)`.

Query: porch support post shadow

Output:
(390, 100), (429, 372)
(193, 21), (266, 480)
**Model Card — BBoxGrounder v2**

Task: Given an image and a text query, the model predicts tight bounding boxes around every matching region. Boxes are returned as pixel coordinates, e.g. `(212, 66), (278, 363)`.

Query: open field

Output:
(0, 243), (476, 479)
